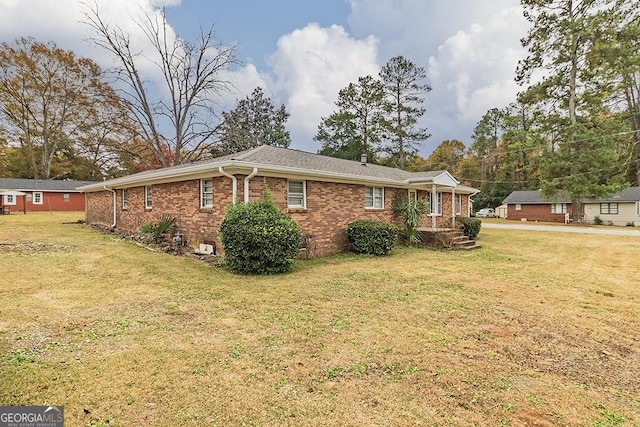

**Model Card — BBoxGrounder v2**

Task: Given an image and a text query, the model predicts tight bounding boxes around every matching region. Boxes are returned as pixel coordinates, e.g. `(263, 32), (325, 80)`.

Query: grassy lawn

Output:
(1, 212), (639, 426)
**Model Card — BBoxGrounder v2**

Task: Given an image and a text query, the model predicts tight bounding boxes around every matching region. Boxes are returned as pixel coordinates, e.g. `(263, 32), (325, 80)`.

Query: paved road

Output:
(482, 222), (640, 236)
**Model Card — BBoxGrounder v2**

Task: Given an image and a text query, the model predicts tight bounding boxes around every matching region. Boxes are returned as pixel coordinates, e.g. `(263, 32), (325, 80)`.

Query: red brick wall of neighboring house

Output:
(4, 191), (86, 212)
(85, 175), (472, 256)
(506, 203), (576, 222)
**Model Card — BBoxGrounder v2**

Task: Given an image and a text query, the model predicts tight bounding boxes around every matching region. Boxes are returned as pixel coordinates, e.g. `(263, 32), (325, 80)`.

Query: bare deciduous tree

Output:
(84, 2), (238, 166)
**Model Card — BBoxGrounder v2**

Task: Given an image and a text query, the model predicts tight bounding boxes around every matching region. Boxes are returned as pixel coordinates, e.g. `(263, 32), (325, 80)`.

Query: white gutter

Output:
(78, 158), (479, 194)
(219, 166), (238, 205)
(104, 184), (117, 228)
(244, 167), (258, 204)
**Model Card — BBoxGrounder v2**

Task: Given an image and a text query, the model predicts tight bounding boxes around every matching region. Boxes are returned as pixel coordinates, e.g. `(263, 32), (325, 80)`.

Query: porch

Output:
(416, 227), (481, 250)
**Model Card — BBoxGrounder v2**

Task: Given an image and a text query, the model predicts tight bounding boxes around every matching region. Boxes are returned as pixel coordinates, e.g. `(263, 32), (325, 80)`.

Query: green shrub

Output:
(393, 196), (428, 246)
(139, 214), (176, 242)
(594, 215), (603, 225)
(347, 219), (398, 255)
(456, 217), (481, 240)
(219, 198), (302, 274)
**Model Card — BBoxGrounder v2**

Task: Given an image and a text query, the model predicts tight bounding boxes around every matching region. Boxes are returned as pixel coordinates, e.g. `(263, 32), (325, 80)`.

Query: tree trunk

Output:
(571, 199), (583, 223)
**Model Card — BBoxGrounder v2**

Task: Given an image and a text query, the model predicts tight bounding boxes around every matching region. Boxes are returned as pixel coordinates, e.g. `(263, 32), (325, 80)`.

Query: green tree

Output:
(0, 38), (132, 179)
(471, 107), (506, 197)
(216, 87), (290, 155)
(497, 102), (546, 191)
(379, 55), (431, 170)
(426, 140), (466, 172)
(516, 0), (626, 221)
(588, 1), (640, 184)
(315, 75), (387, 162)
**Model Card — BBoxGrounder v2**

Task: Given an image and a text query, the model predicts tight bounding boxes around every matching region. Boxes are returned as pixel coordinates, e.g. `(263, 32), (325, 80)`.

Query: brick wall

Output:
(85, 175), (472, 256)
(4, 192), (85, 212)
(506, 204), (576, 222)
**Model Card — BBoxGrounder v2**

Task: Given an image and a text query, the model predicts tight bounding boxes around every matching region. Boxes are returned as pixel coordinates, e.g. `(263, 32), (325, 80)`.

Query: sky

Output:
(0, 0), (530, 158)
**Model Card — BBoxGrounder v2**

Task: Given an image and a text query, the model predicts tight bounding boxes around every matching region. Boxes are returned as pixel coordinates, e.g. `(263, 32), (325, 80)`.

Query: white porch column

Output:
(451, 187), (456, 227)
(431, 184), (437, 230)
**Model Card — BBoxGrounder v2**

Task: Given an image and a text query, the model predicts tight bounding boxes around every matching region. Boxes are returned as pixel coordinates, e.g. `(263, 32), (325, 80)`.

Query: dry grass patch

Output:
(0, 212), (639, 426)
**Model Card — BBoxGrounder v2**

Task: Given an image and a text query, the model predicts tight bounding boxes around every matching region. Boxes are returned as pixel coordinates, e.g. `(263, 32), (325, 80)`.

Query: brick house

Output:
(503, 188), (640, 225)
(0, 178), (95, 213)
(502, 190), (575, 222)
(78, 146), (479, 256)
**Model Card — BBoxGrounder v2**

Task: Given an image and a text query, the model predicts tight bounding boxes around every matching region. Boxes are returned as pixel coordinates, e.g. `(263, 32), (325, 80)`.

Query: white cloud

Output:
(0, 0), (530, 157)
(346, 0), (527, 151)
(267, 23), (379, 150)
(427, 6), (527, 141)
(0, 1), (167, 63)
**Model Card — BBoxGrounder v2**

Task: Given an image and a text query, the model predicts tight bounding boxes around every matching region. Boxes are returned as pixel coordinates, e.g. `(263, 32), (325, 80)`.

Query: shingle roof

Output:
(232, 145), (442, 181)
(79, 145), (478, 193)
(592, 186), (640, 202)
(503, 187), (640, 204)
(118, 145), (443, 181)
(0, 178), (96, 192)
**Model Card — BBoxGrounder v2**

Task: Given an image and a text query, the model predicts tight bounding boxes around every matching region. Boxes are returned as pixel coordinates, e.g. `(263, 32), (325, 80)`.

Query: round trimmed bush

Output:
(220, 199), (302, 274)
(456, 217), (481, 240)
(347, 219), (398, 255)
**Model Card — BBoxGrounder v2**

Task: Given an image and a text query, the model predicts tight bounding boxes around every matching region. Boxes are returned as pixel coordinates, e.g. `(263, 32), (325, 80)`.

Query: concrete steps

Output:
(451, 232), (481, 250)
(417, 228), (481, 250)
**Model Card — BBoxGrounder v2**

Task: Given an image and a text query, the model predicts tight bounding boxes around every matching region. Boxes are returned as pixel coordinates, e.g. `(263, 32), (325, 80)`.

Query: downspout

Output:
(104, 184), (117, 229)
(244, 167), (258, 204)
(219, 166), (238, 205)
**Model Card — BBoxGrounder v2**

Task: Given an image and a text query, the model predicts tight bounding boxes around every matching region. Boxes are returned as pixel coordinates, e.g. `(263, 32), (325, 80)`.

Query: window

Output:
(145, 185), (153, 209)
(33, 192), (43, 205)
(428, 192), (442, 215)
(200, 179), (213, 208)
(365, 186), (384, 209)
(287, 180), (306, 208)
(122, 189), (128, 209)
(551, 203), (566, 214)
(408, 189), (417, 203)
(455, 194), (462, 215)
(515, 203), (522, 211)
(4, 194), (16, 205)
(600, 203), (618, 214)
(63, 193), (70, 202)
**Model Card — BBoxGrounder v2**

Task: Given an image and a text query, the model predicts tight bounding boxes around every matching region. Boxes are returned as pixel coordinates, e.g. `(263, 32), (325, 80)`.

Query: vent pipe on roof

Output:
(361, 153), (367, 165)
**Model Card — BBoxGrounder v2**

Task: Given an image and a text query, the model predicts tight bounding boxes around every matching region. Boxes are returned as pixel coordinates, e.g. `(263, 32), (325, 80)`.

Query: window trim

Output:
(63, 193), (70, 202)
(515, 203), (522, 211)
(551, 203), (566, 214)
(455, 193), (462, 215)
(122, 189), (128, 210)
(4, 194), (16, 205)
(144, 185), (153, 209)
(287, 179), (306, 209)
(33, 192), (43, 205)
(200, 179), (213, 208)
(408, 189), (417, 203)
(600, 202), (618, 215)
(365, 186), (384, 209)
(428, 192), (443, 216)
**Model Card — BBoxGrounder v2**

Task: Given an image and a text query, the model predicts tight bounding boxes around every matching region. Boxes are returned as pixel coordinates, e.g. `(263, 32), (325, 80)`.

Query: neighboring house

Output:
(583, 187), (640, 226)
(0, 178), (95, 212)
(502, 188), (640, 225)
(502, 190), (575, 223)
(78, 146), (479, 256)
